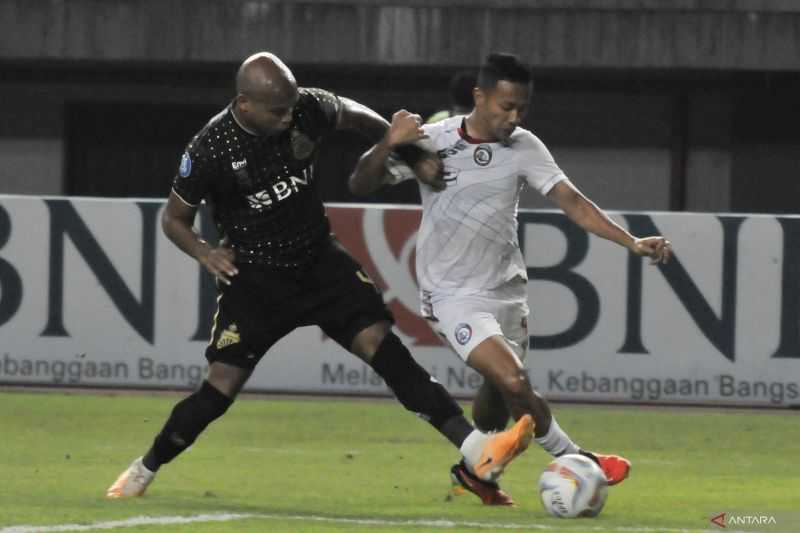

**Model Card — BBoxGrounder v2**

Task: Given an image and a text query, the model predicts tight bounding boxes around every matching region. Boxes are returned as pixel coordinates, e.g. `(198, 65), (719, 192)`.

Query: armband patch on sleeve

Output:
(179, 152), (192, 178)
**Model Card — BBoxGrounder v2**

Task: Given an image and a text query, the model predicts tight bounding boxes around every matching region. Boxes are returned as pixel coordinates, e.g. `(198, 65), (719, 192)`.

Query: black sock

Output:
(369, 332), (470, 447)
(439, 415), (475, 448)
(142, 381), (233, 472)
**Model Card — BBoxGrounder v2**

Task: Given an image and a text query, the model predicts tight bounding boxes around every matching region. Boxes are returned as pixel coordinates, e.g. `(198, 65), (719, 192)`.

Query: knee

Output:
(355, 335), (384, 359)
(206, 362), (251, 399)
(496, 370), (532, 400)
(351, 322), (391, 360)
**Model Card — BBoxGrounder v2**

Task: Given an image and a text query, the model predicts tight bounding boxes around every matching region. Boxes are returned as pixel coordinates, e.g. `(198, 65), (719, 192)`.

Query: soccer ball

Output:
(538, 454), (608, 518)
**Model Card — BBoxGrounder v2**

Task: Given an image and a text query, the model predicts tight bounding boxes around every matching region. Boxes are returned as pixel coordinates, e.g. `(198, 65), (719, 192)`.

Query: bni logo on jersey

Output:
(455, 323), (472, 345)
(473, 145), (492, 166)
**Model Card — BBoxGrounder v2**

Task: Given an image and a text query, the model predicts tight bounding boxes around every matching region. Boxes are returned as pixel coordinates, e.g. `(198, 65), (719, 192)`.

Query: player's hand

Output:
(631, 236), (672, 264)
(385, 110), (427, 148)
(414, 153), (447, 191)
(198, 246), (238, 285)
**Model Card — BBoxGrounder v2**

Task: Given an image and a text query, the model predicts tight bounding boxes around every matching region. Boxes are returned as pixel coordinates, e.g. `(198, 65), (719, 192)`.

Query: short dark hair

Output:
(449, 71), (477, 109)
(477, 53), (532, 89)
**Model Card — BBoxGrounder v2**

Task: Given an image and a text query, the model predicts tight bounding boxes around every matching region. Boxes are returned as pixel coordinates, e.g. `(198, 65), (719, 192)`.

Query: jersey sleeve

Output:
(517, 131), (568, 195)
(171, 138), (215, 206)
(298, 87), (342, 135)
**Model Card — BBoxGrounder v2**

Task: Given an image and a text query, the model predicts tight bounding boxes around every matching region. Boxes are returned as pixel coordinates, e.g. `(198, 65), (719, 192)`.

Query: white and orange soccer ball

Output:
(538, 454), (608, 518)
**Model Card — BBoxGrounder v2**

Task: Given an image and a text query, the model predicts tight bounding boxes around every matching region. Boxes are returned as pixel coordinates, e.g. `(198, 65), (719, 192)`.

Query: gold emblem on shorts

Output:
(356, 269), (375, 285)
(216, 323), (241, 349)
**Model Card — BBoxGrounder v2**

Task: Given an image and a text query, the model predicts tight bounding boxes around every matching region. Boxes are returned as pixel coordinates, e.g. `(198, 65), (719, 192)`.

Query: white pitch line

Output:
(0, 514), (253, 533)
(0, 513), (738, 533)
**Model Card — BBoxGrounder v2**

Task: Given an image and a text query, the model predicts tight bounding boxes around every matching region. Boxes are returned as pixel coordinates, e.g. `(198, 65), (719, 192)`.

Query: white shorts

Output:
(423, 288), (530, 363)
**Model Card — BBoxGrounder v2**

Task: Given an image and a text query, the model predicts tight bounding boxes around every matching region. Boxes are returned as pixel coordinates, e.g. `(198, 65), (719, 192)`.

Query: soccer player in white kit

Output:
(350, 53), (672, 505)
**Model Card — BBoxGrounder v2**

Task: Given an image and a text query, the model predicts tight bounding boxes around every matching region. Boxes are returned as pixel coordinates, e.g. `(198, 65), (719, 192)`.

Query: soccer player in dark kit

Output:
(106, 52), (533, 500)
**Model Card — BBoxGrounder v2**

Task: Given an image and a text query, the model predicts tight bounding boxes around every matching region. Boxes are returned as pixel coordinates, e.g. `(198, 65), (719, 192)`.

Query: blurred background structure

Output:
(1, 0), (799, 212)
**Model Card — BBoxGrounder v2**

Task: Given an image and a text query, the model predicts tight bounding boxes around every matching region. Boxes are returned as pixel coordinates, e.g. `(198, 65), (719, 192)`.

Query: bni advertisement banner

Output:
(0, 195), (798, 407)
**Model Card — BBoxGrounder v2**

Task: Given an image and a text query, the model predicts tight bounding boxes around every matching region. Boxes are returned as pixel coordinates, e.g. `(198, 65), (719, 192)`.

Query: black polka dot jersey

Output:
(172, 88), (342, 268)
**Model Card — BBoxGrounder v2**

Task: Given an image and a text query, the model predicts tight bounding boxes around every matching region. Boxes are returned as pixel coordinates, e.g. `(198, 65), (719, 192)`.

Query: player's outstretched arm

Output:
(547, 180), (672, 264)
(162, 191), (239, 284)
(349, 109), (444, 195)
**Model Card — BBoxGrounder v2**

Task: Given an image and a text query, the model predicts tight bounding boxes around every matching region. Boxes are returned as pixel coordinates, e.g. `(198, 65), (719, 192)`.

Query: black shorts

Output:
(205, 238), (393, 369)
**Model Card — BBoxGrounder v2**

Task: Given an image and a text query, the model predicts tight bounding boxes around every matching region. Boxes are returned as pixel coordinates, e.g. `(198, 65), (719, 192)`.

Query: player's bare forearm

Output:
(349, 109), (435, 196)
(162, 193), (205, 255)
(574, 201), (673, 263)
(337, 98), (396, 196)
(349, 137), (395, 196)
(163, 191), (238, 284)
(549, 181), (635, 250)
(549, 180), (672, 263)
(571, 198), (635, 249)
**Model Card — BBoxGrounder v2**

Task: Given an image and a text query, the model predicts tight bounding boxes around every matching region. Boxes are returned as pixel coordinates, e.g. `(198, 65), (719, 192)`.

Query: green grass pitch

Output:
(1, 390), (797, 532)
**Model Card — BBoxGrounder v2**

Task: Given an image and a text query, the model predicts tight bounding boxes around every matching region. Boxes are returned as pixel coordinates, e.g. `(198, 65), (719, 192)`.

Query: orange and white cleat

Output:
(580, 450), (631, 486)
(450, 461), (515, 506)
(106, 457), (156, 499)
(471, 414), (534, 482)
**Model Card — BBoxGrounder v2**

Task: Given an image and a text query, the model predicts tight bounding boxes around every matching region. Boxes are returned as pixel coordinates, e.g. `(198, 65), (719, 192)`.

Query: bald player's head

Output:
(233, 52), (299, 136)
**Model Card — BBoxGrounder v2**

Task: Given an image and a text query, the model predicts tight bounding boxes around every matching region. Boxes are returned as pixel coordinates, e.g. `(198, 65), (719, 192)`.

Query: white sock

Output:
(459, 429), (490, 470)
(535, 417), (580, 457)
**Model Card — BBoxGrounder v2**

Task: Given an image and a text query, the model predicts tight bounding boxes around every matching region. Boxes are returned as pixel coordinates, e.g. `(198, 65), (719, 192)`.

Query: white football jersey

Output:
(389, 115), (568, 301)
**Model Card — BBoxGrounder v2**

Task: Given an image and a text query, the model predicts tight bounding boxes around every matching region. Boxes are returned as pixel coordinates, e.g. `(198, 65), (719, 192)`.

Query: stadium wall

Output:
(4, 0), (800, 70)
(0, 195), (798, 407)
(5, 81), (798, 213)
(3, 2), (799, 211)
